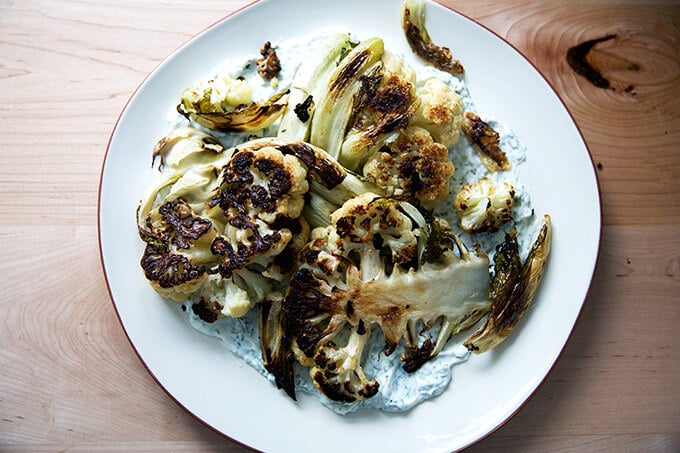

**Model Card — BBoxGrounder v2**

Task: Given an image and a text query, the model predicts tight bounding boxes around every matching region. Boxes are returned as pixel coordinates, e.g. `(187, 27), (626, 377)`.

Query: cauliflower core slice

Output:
(278, 194), (492, 402)
(137, 139), (312, 322)
(139, 198), (218, 302)
(211, 145), (310, 281)
(454, 177), (515, 234)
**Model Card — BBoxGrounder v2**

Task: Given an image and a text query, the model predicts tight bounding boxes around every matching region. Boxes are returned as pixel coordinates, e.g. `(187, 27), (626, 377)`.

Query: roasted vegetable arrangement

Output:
(136, 0), (552, 407)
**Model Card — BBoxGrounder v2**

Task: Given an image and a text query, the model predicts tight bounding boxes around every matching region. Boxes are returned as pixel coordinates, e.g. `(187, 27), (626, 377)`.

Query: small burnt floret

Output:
(256, 41), (282, 80)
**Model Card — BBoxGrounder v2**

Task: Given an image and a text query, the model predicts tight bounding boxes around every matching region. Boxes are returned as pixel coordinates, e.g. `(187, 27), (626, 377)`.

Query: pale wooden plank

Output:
(0, 0), (244, 226)
(470, 434), (680, 452)
(448, 1), (680, 226)
(486, 224), (680, 436)
(1, 1), (678, 227)
(1, 225), (677, 449)
(1, 0), (678, 451)
(3, 434), (679, 452)
(0, 442), (245, 453)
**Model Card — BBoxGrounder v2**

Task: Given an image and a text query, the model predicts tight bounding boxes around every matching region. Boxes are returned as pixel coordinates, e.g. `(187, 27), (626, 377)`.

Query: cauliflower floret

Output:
(305, 322), (379, 403)
(141, 248), (209, 302)
(197, 274), (252, 318)
(218, 284), (251, 318)
(327, 192), (420, 267)
(454, 177), (516, 233)
(195, 272), (282, 321)
(212, 75), (253, 106)
(362, 126), (454, 208)
(382, 50), (417, 86)
(409, 77), (464, 147)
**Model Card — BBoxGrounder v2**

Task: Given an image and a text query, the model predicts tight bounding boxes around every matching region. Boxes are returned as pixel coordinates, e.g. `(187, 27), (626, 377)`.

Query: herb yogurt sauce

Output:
(171, 32), (537, 414)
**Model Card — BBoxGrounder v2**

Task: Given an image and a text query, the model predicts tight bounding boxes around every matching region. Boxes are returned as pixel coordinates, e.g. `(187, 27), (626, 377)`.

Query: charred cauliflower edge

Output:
(136, 0), (552, 406)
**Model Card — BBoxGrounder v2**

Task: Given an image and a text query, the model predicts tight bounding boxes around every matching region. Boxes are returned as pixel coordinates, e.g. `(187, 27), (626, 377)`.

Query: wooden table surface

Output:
(1, 0), (678, 451)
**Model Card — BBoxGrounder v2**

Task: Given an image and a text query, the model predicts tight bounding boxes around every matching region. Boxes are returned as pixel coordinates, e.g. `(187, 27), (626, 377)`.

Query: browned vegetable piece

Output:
(340, 60), (417, 170)
(402, 0), (464, 75)
(177, 89), (289, 133)
(293, 95), (314, 123)
(463, 111), (511, 172)
(259, 299), (296, 400)
(151, 126), (224, 170)
(270, 195), (492, 401)
(464, 215), (552, 353)
(257, 41), (281, 80)
(363, 126), (454, 208)
(309, 37), (385, 160)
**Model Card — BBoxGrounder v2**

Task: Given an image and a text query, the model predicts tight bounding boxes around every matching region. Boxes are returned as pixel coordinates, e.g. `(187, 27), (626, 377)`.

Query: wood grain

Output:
(455, 2), (680, 227)
(1, 1), (678, 452)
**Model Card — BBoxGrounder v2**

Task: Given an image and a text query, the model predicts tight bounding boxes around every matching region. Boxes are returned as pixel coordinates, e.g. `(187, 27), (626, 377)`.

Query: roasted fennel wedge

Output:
(464, 215), (552, 353)
(402, 0), (464, 75)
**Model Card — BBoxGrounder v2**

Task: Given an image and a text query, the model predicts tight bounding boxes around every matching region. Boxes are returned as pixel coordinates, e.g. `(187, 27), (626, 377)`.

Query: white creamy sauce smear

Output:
(166, 31), (539, 414)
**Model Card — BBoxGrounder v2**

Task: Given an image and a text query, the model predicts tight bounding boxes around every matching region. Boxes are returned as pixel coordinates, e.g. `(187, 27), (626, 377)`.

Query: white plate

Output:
(99, 0), (601, 451)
